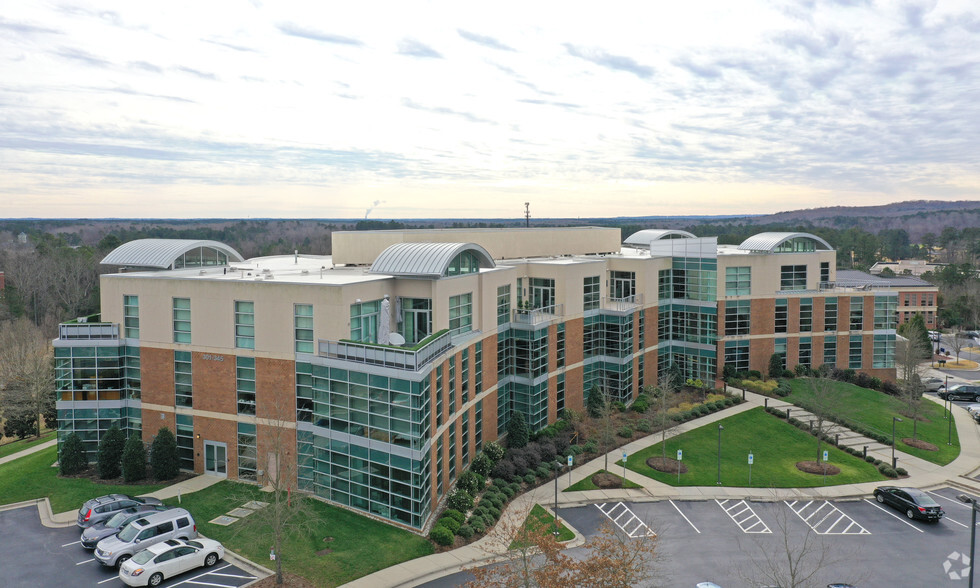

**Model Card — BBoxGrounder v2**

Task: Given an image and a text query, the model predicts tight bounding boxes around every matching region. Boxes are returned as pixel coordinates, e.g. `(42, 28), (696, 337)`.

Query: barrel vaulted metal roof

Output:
(623, 229), (696, 247)
(737, 232), (833, 252)
(369, 242), (494, 277)
(101, 239), (245, 269)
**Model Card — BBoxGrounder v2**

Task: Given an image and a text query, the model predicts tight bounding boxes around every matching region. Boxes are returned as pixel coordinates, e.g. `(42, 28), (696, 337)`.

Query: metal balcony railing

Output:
(58, 322), (119, 340)
(602, 294), (644, 311)
(512, 304), (564, 325)
(319, 330), (453, 371)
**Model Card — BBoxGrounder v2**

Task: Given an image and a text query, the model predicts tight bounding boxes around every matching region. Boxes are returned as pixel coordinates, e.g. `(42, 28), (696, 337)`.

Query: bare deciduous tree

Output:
(897, 321), (930, 440)
(805, 371), (841, 465)
(0, 317), (55, 439)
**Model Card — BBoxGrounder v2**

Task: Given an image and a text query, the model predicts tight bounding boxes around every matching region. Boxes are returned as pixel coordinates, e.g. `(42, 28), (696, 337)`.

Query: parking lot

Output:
(0, 506), (257, 588)
(421, 487), (980, 587)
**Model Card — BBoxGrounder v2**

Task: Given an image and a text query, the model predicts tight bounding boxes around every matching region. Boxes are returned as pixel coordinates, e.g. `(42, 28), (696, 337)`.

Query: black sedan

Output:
(873, 486), (944, 521)
(939, 385), (980, 402)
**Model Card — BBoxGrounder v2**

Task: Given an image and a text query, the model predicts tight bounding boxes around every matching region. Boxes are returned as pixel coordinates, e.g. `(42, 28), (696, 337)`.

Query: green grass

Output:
(0, 445), (170, 513)
(564, 469), (642, 492)
(785, 378), (960, 465)
(509, 503), (575, 549)
(163, 481), (433, 587)
(0, 431), (56, 460)
(621, 408), (887, 487)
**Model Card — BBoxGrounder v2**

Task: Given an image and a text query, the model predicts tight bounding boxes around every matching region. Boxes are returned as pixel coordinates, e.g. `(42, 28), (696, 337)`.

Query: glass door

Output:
(204, 441), (227, 477)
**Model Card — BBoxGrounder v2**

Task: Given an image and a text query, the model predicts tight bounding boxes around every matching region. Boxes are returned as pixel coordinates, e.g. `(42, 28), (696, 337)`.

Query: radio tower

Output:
(524, 202), (530, 228)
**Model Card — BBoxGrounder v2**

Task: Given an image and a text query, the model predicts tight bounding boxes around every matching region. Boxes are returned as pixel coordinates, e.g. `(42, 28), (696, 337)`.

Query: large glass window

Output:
(496, 285), (511, 325)
(725, 300), (750, 336)
(174, 351), (192, 408)
(449, 293), (473, 335)
(123, 295), (139, 339)
(873, 335), (895, 368)
(294, 304), (314, 353)
(824, 338), (837, 367)
(780, 265), (807, 291)
(584, 276), (600, 311)
(724, 341), (750, 373)
(461, 349), (469, 403)
(800, 298), (812, 332)
(609, 271), (636, 300)
(556, 323), (566, 368)
(849, 297), (864, 331)
(237, 422), (257, 481)
(400, 298), (431, 345)
(237, 357), (256, 415)
(799, 337), (812, 367)
(173, 298), (191, 344)
(775, 299), (788, 333)
(820, 262), (830, 286)
(235, 301), (255, 349)
(874, 296), (897, 330)
(725, 266), (751, 296)
(176, 415), (194, 471)
(774, 338), (787, 370)
(436, 366), (443, 427)
(849, 336), (862, 369)
(527, 278), (555, 310)
(474, 342), (483, 395)
(350, 300), (380, 343)
(446, 251), (481, 276)
(824, 297), (838, 331)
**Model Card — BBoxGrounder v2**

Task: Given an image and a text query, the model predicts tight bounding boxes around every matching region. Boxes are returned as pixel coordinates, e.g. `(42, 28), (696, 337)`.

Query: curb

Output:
(220, 547), (274, 586)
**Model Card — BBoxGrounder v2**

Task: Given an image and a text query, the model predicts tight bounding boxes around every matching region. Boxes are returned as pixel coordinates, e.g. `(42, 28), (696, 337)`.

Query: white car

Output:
(118, 538), (224, 587)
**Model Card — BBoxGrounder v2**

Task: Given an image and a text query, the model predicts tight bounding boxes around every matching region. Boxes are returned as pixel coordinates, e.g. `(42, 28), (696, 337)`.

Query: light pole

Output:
(892, 416), (903, 469)
(717, 425), (724, 485)
(958, 494), (978, 588)
(553, 460), (561, 535)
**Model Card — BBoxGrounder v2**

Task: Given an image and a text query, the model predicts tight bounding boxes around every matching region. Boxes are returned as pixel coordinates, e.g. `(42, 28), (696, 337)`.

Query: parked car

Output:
(921, 377), (946, 393)
(929, 331), (942, 342)
(81, 505), (170, 549)
(939, 385), (980, 402)
(118, 537), (224, 587)
(95, 508), (198, 567)
(873, 486), (944, 521)
(77, 495), (164, 529)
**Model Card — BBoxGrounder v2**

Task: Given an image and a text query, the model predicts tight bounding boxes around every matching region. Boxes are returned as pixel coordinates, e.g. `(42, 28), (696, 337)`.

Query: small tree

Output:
(150, 427), (180, 481)
(59, 432), (87, 475)
(768, 353), (785, 379)
(586, 384), (605, 418)
(122, 434), (146, 483)
(897, 319), (930, 440)
(507, 411), (529, 449)
(97, 425), (126, 480)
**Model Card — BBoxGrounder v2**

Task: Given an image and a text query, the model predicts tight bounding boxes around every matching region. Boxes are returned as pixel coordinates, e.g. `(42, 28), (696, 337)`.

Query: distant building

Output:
(836, 270), (938, 329)
(870, 259), (943, 277)
(16, 232), (27, 244)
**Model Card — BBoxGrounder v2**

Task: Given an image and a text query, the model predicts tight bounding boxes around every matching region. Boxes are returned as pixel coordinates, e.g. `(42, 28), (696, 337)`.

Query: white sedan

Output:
(118, 537), (224, 587)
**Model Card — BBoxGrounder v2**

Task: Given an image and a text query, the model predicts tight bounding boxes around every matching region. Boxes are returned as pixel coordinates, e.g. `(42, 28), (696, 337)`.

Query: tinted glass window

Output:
(95, 505), (108, 513)
(154, 550), (176, 563)
(156, 521), (174, 534)
(118, 524), (140, 542)
(132, 550), (154, 565)
(137, 528), (155, 540)
(106, 512), (131, 527)
(175, 547), (196, 557)
(177, 517), (189, 528)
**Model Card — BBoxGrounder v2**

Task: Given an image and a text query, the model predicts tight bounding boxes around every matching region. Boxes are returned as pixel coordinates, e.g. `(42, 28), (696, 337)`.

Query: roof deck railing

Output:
(319, 330), (453, 371)
(58, 322), (120, 340)
(512, 304), (564, 325)
(602, 294), (644, 312)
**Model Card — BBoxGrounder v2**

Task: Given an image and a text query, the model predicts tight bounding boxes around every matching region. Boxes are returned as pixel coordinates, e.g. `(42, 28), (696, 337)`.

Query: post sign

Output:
(823, 450), (829, 462)
(567, 455), (573, 467)
(622, 450), (628, 463)
(748, 453), (754, 465)
(677, 449), (683, 461)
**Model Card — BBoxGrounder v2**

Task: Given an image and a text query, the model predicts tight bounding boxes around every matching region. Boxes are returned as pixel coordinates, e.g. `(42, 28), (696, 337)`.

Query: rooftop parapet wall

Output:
(331, 227), (622, 265)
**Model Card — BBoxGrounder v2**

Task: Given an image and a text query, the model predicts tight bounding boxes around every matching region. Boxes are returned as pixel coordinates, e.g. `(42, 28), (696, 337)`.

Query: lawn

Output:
(621, 408), (886, 487)
(163, 481), (433, 587)
(509, 503), (575, 549)
(0, 430), (56, 460)
(785, 378), (960, 465)
(564, 470), (642, 492)
(0, 445), (170, 513)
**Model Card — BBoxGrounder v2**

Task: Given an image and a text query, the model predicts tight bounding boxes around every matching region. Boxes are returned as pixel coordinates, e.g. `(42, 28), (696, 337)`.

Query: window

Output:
(774, 339), (787, 371)
(725, 300), (751, 336)
(436, 436), (444, 496)
(725, 341), (750, 373)
(610, 271), (636, 300)
(449, 356), (457, 414)
(584, 276), (600, 311)
(874, 296), (897, 330)
(449, 293), (473, 335)
(475, 399), (483, 450)
(725, 266), (751, 296)
(461, 349), (469, 403)
(237, 422), (257, 481)
(800, 298), (812, 332)
(436, 367), (443, 427)
(234, 301), (255, 349)
(400, 298), (431, 345)
(820, 262), (830, 286)
(173, 298), (191, 344)
(174, 351), (192, 408)
(294, 304), (314, 353)
(176, 414), (193, 471)
(780, 265), (807, 291)
(461, 411), (470, 467)
(849, 336), (862, 369)
(823, 338), (837, 367)
(448, 423), (457, 480)
(350, 300), (380, 343)
(873, 335), (895, 368)
(849, 297), (864, 331)
(237, 357), (256, 415)
(775, 299), (788, 333)
(497, 285), (511, 325)
(557, 373), (566, 414)
(799, 337), (812, 367)
(474, 342), (483, 395)
(527, 278), (555, 310)
(123, 296), (139, 339)
(446, 251), (481, 276)
(556, 323), (566, 368)
(824, 297), (838, 331)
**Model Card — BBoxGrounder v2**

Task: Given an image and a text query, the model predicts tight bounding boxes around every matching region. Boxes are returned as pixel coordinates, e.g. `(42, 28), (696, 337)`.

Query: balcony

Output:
(319, 330), (453, 371)
(58, 322), (119, 340)
(512, 304), (564, 325)
(602, 294), (644, 312)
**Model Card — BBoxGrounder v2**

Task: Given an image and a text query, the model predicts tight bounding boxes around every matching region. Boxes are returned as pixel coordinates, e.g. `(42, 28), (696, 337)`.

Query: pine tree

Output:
(150, 427), (180, 481)
(97, 425), (126, 479)
(122, 434), (146, 483)
(59, 432), (87, 475)
(507, 411), (529, 448)
(586, 384), (605, 418)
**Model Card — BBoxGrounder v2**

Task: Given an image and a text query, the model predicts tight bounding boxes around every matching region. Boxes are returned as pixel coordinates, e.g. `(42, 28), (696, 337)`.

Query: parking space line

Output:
(97, 577), (117, 584)
(181, 581), (236, 587)
(945, 517), (969, 529)
(863, 499), (924, 532)
(785, 500), (870, 535)
(61, 540), (81, 547)
(75, 558), (95, 565)
(669, 500), (701, 533)
(208, 573), (257, 579)
(594, 502), (656, 537)
(716, 499), (771, 534)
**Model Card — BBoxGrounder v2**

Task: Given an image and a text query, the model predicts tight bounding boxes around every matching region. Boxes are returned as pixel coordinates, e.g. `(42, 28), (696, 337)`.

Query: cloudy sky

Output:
(2, 1), (979, 219)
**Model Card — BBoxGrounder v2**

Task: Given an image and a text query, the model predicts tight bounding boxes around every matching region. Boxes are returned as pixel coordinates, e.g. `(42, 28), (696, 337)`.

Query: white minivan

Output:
(94, 508), (197, 567)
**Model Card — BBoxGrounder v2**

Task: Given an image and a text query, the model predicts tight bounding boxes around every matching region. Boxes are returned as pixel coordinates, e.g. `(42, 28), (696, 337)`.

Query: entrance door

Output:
(204, 441), (227, 477)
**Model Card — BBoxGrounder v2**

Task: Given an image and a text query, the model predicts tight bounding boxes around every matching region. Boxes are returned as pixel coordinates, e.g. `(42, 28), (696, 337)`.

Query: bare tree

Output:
(949, 332), (969, 364)
(571, 523), (659, 588)
(0, 317), (55, 439)
(646, 370), (680, 467)
(896, 322), (930, 440)
(805, 371), (841, 465)
(49, 248), (99, 319)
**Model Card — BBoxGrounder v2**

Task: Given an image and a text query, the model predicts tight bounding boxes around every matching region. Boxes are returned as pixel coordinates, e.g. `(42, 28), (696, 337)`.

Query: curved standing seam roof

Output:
(624, 229), (696, 247)
(369, 242), (495, 277)
(101, 239), (245, 269)
(737, 232), (833, 252)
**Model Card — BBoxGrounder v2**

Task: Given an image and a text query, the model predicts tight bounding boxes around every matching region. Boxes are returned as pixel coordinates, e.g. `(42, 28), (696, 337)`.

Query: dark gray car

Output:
(939, 384), (980, 402)
(80, 505), (170, 549)
(76, 494), (164, 528)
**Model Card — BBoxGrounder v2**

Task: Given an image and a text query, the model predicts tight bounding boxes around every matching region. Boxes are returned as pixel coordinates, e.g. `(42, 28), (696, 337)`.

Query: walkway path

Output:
(0, 438), (57, 466)
(345, 372), (980, 588)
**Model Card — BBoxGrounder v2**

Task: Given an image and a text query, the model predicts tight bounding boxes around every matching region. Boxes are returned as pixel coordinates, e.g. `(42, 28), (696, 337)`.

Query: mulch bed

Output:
(58, 468), (196, 486)
(646, 457), (688, 474)
(795, 461), (841, 475)
(249, 572), (315, 588)
(902, 438), (939, 451)
(592, 472), (625, 488)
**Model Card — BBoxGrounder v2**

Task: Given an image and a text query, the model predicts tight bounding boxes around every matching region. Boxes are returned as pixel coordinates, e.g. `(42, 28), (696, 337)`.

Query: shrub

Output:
(714, 400), (727, 411)
(439, 516), (461, 533)
(794, 364), (811, 377)
(636, 420), (652, 433)
(491, 460), (516, 481)
(873, 459), (883, 466)
(501, 485), (516, 499)
(865, 455), (876, 463)
(612, 401), (627, 413)
(896, 467), (908, 476)
(468, 517), (486, 534)
(523, 473), (536, 484)
(457, 471), (483, 495)
(447, 489), (474, 512)
(484, 494), (503, 510)
(617, 426), (633, 438)
(724, 397), (735, 406)
(486, 506), (501, 520)
(881, 380), (900, 395)
(150, 427), (180, 481)
(97, 425), (126, 480)
(59, 432), (87, 475)
(507, 482), (521, 496)
(569, 444), (583, 455)
(768, 353), (785, 379)
(878, 465), (898, 478)
(442, 509), (466, 524)
(583, 440), (598, 453)
(535, 465), (552, 479)
(493, 477), (508, 489)
(507, 412), (530, 449)
(536, 439), (557, 463)
(457, 524), (474, 539)
(429, 525), (454, 546)
(484, 441), (505, 464)
(587, 385), (605, 418)
(471, 453), (494, 477)
(122, 434), (146, 483)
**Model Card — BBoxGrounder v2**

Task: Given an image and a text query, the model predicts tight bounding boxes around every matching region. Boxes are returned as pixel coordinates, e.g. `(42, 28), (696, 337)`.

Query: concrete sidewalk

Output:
(345, 381), (980, 588)
(0, 438), (57, 466)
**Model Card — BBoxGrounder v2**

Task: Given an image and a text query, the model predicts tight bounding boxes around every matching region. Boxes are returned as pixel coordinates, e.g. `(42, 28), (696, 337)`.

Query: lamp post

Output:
(892, 416), (903, 469)
(717, 425), (724, 485)
(553, 460), (561, 535)
(958, 494), (979, 588)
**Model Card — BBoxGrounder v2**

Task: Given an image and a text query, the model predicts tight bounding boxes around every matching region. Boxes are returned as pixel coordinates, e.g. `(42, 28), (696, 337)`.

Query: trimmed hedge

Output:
(429, 525), (454, 546)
